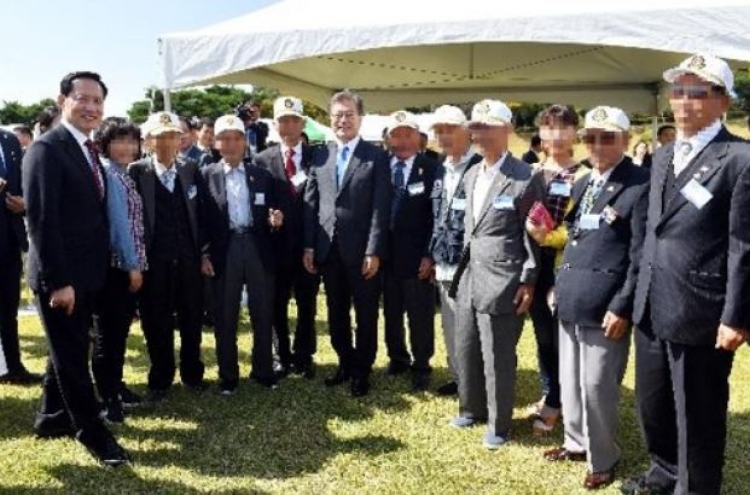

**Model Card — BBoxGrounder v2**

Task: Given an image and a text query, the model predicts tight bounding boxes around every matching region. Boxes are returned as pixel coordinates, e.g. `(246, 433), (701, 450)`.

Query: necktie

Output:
(336, 146), (350, 189)
(673, 141), (693, 177)
(160, 168), (177, 193)
(391, 161), (406, 228)
(578, 176), (604, 217)
(83, 140), (104, 200)
(285, 148), (297, 193)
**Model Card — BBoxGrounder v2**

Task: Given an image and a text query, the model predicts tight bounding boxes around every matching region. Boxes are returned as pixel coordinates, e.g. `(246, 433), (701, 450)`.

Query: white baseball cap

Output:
(430, 105), (467, 129)
(273, 96), (305, 121)
(388, 110), (420, 134)
(214, 114), (246, 138)
(580, 106), (630, 134)
(142, 111), (182, 137)
(663, 54), (736, 98)
(468, 100), (513, 127)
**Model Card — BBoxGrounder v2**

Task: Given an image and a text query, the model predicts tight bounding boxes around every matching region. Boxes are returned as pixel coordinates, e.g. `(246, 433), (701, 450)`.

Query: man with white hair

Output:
(450, 100), (545, 449)
(429, 105), (481, 396)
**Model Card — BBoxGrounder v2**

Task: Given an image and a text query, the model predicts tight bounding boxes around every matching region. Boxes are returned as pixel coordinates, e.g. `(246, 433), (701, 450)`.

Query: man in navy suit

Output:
(0, 129), (40, 384)
(624, 54), (750, 495)
(24, 72), (129, 466)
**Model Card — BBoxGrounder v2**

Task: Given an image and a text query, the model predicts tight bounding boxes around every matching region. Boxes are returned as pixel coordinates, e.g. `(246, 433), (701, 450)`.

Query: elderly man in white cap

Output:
(428, 105), (481, 396)
(202, 115), (284, 394)
(542, 106), (650, 490)
(254, 97), (320, 379)
(129, 111), (208, 402)
(625, 54), (750, 495)
(381, 110), (439, 391)
(450, 99), (545, 449)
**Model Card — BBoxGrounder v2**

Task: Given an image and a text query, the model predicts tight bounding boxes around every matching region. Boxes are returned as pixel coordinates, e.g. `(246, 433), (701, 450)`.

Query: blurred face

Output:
(275, 115), (305, 143)
(658, 127), (676, 145)
(669, 74), (729, 136)
(469, 124), (511, 158)
(197, 125), (214, 148)
(57, 78), (104, 134)
(389, 127), (420, 160)
(539, 125), (576, 157)
(216, 130), (246, 165)
(152, 131), (181, 162)
(634, 141), (649, 156)
(108, 136), (140, 165)
(248, 105), (261, 122)
(330, 99), (362, 143)
(434, 124), (470, 157)
(179, 121), (194, 151)
(14, 130), (32, 148)
(582, 130), (629, 169)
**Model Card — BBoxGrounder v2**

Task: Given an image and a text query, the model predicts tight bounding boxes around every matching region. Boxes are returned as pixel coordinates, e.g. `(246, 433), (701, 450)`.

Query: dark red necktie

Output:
(84, 139), (104, 201)
(285, 148), (297, 193)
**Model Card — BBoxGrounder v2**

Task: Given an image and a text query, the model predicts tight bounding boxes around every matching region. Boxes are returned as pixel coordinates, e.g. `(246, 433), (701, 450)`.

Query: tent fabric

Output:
(160, 0), (750, 113)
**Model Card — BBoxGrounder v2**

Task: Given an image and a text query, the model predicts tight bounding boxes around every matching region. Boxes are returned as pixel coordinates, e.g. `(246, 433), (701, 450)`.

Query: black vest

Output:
(151, 178), (194, 261)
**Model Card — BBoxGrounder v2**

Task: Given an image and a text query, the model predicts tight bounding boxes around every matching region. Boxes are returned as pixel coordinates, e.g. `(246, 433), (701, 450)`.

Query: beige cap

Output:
(142, 111), (182, 137)
(214, 114), (245, 137)
(430, 105), (467, 128)
(580, 106), (630, 134)
(388, 110), (420, 134)
(663, 54), (736, 98)
(468, 99), (512, 127)
(273, 96), (305, 121)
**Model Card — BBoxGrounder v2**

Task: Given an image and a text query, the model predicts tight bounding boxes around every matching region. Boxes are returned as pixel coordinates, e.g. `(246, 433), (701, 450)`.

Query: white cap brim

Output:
(274, 111), (306, 121)
(430, 119), (466, 129)
(148, 126), (182, 137)
(388, 122), (419, 133)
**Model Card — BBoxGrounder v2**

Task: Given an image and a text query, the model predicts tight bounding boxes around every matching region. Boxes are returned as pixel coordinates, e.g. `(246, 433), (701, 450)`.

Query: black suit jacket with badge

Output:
(0, 130), (28, 255)
(633, 127), (750, 346)
(555, 158), (650, 328)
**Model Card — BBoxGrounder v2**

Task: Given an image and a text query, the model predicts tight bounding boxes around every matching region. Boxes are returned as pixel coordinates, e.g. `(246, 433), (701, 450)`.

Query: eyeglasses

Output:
(669, 85), (725, 100)
(332, 112), (358, 120)
(581, 132), (621, 145)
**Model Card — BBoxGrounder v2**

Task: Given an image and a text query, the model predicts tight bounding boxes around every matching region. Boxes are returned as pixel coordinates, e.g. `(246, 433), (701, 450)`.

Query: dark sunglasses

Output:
(581, 132), (620, 145)
(669, 85), (725, 100)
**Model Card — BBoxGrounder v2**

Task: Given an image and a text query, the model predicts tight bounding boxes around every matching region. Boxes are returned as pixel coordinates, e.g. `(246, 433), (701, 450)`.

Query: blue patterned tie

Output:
(336, 146), (350, 189)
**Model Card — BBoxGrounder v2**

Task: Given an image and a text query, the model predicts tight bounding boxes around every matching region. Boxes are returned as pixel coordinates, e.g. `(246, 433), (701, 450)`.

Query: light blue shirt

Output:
(224, 162), (252, 230)
(335, 135), (360, 187)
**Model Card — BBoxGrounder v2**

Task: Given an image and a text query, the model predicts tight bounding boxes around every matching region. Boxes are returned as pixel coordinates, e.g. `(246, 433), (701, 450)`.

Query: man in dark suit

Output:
(381, 111), (438, 391)
(542, 107), (650, 490)
(429, 105), (481, 396)
(129, 111), (208, 402)
(303, 90), (391, 397)
(0, 129), (40, 384)
(451, 100), (544, 449)
(254, 96), (320, 378)
(202, 115), (284, 393)
(23, 72), (129, 466)
(624, 54), (750, 495)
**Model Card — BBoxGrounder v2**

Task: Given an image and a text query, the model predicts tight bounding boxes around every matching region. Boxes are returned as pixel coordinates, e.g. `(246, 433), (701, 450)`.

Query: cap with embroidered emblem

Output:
(663, 54), (737, 98)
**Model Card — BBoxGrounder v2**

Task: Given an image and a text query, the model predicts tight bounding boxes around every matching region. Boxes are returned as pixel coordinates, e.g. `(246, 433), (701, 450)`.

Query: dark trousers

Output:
(139, 256), (204, 391)
(635, 328), (734, 495)
(383, 269), (435, 372)
(212, 233), (275, 383)
(272, 259), (320, 368)
(0, 248), (23, 373)
(35, 289), (101, 432)
(320, 243), (381, 378)
(528, 249), (560, 409)
(92, 267), (136, 400)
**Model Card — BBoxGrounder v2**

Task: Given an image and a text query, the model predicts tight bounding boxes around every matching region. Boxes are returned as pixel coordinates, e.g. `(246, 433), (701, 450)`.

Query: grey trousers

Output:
(456, 305), (524, 438)
(212, 233), (275, 383)
(559, 320), (631, 473)
(438, 281), (458, 381)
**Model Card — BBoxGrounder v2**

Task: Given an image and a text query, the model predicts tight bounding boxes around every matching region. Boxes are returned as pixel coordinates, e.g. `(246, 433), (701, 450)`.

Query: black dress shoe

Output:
(436, 381), (458, 396)
(103, 397), (125, 425)
(34, 414), (76, 439)
(293, 361), (316, 379)
(76, 426), (130, 467)
(350, 376), (370, 397)
(0, 368), (44, 385)
(411, 372), (430, 392)
(324, 367), (350, 387)
(386, 361), (410, 376)
(619, 475), (672, 495)
(146, 389), (168, 403)
(250, 374), (279, 390)
(119, 385), (143, 409)
(184, 380), (209, 392)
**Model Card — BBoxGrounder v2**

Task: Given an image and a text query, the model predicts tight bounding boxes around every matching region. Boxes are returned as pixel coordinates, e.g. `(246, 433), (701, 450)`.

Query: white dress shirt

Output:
(280, 142), (303, 173)
(60, 119), (95, 167)
(473, 153), (508, 223)
(390, 154), (416, 186)
(223, 162), (253, 230)
(673, 120), (722, 177)
(442, 148), (474, 202)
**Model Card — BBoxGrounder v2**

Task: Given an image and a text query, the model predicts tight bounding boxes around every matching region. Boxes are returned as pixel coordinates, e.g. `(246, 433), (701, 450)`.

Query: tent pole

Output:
(164, 88), (172, 113)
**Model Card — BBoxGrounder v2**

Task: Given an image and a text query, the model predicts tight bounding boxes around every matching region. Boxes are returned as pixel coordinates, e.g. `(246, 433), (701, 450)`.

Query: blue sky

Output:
(0, 0), (278, 117)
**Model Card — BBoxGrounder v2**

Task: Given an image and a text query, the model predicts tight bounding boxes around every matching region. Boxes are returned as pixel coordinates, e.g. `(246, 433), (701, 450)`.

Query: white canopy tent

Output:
(159, 0), (750, 115)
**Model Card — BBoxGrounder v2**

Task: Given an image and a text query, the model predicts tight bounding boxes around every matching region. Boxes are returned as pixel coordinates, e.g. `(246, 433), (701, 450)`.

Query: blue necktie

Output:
(336, 146), (350, 189)
(391, 161), (406, 228)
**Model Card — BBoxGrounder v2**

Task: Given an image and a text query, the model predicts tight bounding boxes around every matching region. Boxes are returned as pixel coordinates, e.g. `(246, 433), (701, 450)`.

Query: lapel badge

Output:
(700, 166), (709, 172)
(606, 185), (615, 192)
(418, 167), (423, 176)
(602, 205), (618, 225)
(693, 173), (701, 179)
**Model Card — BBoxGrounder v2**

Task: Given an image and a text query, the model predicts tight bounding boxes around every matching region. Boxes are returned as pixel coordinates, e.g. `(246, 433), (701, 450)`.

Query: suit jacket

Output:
(555, 158), (650, 327)
(128, 157), (205, 256)
(459, 154), (544, 315)
(0, 130), (28, 255)
(387, 154), (439, 278)
(202, 160), (279, 278)
(633, 127), (750, 345)
(254, 143), (312, 268)
(23, 124), (109, 292)
(304, 139), (391, 267)
(430, 153), (482, 266)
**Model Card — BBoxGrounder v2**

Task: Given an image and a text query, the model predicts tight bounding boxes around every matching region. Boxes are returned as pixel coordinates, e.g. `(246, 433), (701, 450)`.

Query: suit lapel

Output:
(464, 167), (478, 234)
(210, 164), (227, 210)
(59, 127), (101, 201)
(590, 160), (629, 214)
(176, 162), (199, 242)
(473, 165), (512, 234)
(337, 141), (361, 196)
(564, 170), (592, 223)
(141, 164), (157, 236)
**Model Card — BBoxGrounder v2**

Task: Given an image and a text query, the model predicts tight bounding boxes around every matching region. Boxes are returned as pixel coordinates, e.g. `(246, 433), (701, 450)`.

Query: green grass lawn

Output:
(1, 299), (749, 495)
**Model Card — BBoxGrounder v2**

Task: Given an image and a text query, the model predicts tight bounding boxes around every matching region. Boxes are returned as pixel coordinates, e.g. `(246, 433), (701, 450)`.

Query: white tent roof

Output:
(159, 0), (750, 113)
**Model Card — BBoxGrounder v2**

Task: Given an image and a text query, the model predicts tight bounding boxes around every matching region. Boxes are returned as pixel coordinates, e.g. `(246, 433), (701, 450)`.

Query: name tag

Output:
(493, 194), (515, 210)
(408, 182), (425, 196)
(290, 170), (308, 188)
(254, 192), (266, 206)
(579, 214), (600, 230)
(681, 179), (712, 209)
(451, 197), (467, 211)
(548, 180), (571, 197)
